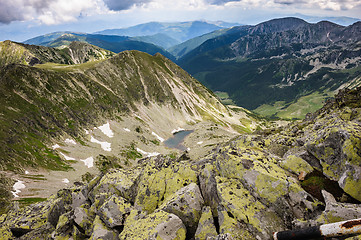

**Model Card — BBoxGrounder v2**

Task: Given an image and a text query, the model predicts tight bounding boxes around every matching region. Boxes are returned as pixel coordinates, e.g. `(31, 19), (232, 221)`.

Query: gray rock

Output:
(90, 215), (118, 240)
(98, 195), (132, 228)
(119, 210), (186, 240)
(195, 206), (218, 240)
(160, 183), (204, 235)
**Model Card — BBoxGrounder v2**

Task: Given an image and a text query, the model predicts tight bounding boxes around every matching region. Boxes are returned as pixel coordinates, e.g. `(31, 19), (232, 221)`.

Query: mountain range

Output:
(0, 17), (361, 239)
(178, 17), (361, 119)
(0, 39), (257, 213)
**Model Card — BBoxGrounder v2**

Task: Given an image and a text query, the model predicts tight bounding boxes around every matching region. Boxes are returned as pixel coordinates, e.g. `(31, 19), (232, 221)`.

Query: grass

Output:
(215, 91), (236, 105)
(254, 91), (334, 120)
(15, 197), (47, 208)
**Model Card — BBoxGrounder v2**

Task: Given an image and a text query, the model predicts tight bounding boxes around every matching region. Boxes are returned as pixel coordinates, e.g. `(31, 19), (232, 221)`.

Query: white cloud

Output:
(0, 0), (360, 25)
(0, 0), (108, 24)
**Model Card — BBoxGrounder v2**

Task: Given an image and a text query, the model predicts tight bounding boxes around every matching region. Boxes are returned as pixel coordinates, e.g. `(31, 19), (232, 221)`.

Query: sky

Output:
(0, 0), (360, 42)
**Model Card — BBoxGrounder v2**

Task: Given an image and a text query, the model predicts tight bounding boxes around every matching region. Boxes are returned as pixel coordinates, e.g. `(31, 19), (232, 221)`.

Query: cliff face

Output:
(1, 87), (360, 239)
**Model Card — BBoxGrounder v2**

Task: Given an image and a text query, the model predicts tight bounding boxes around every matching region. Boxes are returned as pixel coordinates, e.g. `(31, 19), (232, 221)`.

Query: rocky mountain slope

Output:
(0, 40), (115, 66)
(1, 85), (360, 239)
(179, 17), (361, 119)
(0, 40), (259, 213)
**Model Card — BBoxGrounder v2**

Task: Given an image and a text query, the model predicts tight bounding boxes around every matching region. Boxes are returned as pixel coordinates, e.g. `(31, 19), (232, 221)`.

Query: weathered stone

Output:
(72, 187), (88, 209)
(216, 177), (285, 239)
(89, 215), (118, 240)
(199, 163), (221, 214)
(304, 123), (361, 201)
(119, 210), (186, 240)
(195, 206), (218, 240)
(74, 205), (94, 236)
(160, 183), (204, 235)
(316, 190), (361, 224)
(217, 205), (254, 240)
(18, 222), (55, 240)
(52, 211), (74, 239)
(0, 226), (14, 240)
(90, 168), (141, 203)
(98, 195), (132, 228)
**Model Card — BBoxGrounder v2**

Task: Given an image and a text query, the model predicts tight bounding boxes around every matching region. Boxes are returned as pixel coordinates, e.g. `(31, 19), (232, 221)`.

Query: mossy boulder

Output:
(119, 210), (186, 240)
(89, 168), (142, 203)
(160, 183), (204, 235)
(90, 215), (119, 240)
(304, 121), (361, 201)
(98, 195), (132, 228)
(194, 206), (218, 240)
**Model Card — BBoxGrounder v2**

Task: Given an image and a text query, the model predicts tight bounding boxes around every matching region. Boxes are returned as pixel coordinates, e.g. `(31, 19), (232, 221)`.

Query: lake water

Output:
(164, 130), (193, 151)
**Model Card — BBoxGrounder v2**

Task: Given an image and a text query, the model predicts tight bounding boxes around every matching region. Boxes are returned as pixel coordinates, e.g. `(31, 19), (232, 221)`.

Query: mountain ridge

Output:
(178, 17), (361, 118)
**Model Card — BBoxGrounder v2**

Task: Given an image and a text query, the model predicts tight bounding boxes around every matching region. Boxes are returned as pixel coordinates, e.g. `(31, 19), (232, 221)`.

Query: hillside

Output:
(1, 82), (360, 239)
(24, 32), (175, 61)
(179, 17), (361, 119)
(0, 41), (260, 213)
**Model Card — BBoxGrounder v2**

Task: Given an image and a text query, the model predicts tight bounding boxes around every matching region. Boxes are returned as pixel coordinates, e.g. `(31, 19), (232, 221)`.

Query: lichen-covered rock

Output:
(198, 163), (221, 214)
(217, 205), (254, 240)
(119, 210), (186, 240)
(160, 182), (204, 235)
(304, 120), (361, 201)
(90, 215), (118, 240)
(194, 206), (218, 240)
(72, 186), (88, 209)
(3, 195), (67, 232)
(52, 211), (74, 239)
(18, 222), (55, 240)
(89, 168), (142, 203)
(98, 195), (132, 228)
(74, 205), (95, 236)
(0, 226), (14, 240)
(135, 157), (198, 214)
(216, 176), (284, 239)
(316, 190), (361, 224)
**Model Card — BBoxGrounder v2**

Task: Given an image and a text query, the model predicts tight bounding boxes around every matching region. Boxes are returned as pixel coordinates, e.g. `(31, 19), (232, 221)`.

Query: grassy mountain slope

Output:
(179, 18), (361, 119)
(0, 41), (256, 173)
(24, 32), (175, 61)
(0, 40), (115, 67)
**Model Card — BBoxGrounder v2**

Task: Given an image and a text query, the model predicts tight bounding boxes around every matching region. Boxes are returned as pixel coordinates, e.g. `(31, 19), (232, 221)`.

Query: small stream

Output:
(164, 130), (193, 151)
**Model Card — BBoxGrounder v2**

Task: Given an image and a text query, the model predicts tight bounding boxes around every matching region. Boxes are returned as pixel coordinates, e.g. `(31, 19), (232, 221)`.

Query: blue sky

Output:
(0, 0), (360, 42)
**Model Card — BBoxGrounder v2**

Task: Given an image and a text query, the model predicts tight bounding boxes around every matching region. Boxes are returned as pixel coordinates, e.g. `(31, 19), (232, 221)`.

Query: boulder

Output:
(194, 206), (218, 240)
(119, 210), (186, 240)
(98, 195), (132, 228)
(90, 215), (118, 240)
(160, 183), (204, 235)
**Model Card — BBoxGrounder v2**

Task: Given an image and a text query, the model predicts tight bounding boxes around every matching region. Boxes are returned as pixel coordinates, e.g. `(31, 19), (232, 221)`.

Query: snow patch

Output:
(81, 157), (94, 168)
(60, 152), (76, 161)
(25, 170), (29, 174)
(65, 138), (76, 145)
(90, 136), (111, 151)
(171, 127), (185, 134)
(62, 178), (70, 184)
(98, 122), (114, 138)
(123, 128), (131, 132)
(187, 148), (191, 151)
(197, 141), (203, 145)
(52, 144), (61, 150)
(152, 132), (164, 142)
(136, 148), (160, 157)
(11, 180), (26, 198)
(85, 129), (90, 135)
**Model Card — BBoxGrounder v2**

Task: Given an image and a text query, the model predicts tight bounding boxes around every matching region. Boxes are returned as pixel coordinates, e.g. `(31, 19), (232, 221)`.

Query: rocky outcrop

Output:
(0, 88), (360, 239)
